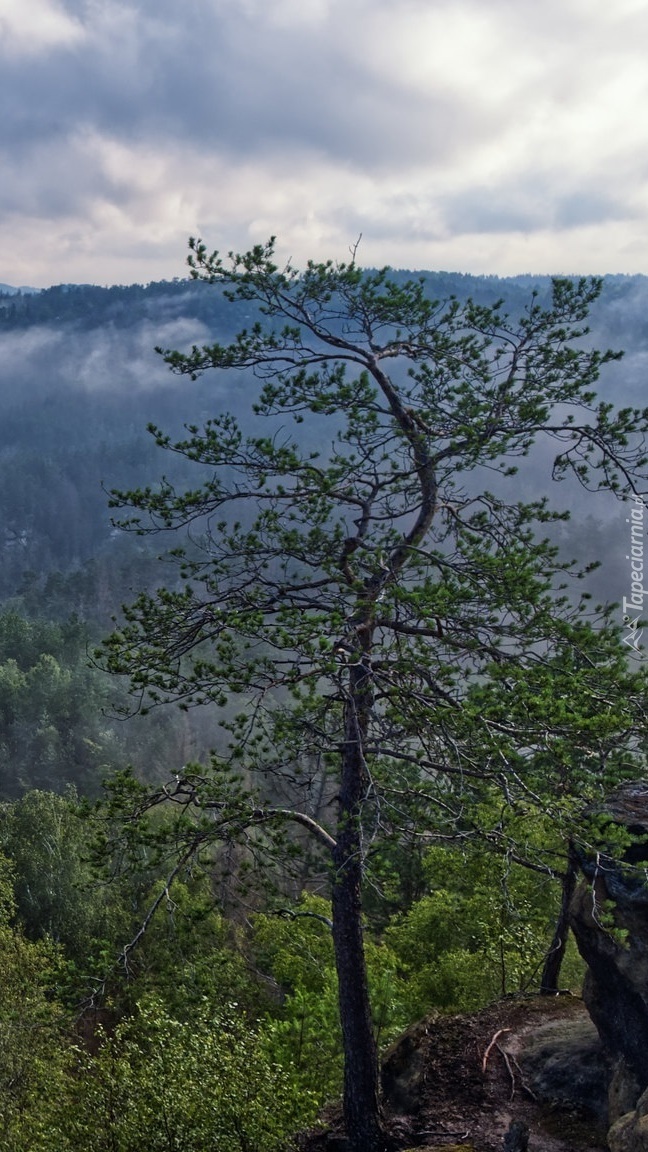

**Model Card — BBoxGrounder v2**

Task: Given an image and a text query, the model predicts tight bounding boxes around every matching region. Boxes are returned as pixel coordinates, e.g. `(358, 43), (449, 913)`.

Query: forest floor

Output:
(301, 995), (609, 1152)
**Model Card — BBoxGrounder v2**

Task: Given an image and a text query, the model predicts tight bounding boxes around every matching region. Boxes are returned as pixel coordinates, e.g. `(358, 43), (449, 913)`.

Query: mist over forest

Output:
(1, 271), (645, 617)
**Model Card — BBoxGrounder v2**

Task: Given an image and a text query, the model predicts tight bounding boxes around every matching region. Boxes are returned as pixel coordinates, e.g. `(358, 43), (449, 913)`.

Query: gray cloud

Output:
(0, 0), (470, 165)
(440, 185), (636, 237)
(1, 0), (648, 284)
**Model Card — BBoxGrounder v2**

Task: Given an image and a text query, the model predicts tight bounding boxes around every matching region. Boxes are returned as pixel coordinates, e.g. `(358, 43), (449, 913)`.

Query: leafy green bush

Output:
(254, 894), (410, 1106)
(51, 996), (316, 1152)
(0, 856), (70, 1152)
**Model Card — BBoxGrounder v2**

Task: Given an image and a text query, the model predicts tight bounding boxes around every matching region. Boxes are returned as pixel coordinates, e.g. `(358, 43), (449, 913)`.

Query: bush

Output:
(52, 995), (318, 1152)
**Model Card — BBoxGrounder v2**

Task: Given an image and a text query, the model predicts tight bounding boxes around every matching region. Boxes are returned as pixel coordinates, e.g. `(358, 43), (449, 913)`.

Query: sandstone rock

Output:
(609, 1059), (642, 1126)
(381, 1016), (437, 1113)
(503, 1119), (529, 1151)
(569, 782), (648, 1116)
(517, 1016), (609, 1120)
(608, 1088), (648, 1152)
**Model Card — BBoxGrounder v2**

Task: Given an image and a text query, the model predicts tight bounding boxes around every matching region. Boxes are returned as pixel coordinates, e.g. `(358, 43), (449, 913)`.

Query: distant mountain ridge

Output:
(0, 283), (39, 296)
(2, 271), (647, 335)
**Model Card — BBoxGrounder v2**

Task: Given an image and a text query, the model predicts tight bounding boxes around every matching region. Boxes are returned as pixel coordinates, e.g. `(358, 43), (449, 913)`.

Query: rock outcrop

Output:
(516, 1014), (609, 1122)
(380, 996), (608, 1151)
(568, 783), (648, 1139)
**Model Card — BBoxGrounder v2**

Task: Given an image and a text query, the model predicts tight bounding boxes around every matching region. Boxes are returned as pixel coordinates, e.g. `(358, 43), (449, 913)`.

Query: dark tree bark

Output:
(539, 839), (579, 994)
(330, 658), (388, 1152)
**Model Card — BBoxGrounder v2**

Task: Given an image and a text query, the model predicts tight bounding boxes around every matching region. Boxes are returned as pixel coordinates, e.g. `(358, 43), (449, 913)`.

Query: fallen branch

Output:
(508, 1051), (538, 1102)
(482, 1027), (511, 1072)
(496, 1043), (517, 1101)
(276, 908), (333, 929)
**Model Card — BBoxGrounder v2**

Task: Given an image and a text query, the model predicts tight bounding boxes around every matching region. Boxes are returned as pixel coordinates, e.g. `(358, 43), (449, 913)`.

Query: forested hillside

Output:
(0, 268), (641, 800)
(1, 270), (646, 619)
(0, 263), (646, 1151)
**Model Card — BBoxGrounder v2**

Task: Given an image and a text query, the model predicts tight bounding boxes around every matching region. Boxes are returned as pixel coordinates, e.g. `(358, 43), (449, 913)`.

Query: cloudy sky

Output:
(2, 0), (648, 286)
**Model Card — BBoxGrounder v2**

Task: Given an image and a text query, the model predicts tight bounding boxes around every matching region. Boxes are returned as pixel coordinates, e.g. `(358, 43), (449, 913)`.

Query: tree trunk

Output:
(331, 658), (388, 1152)
(539, 839), (579, 994)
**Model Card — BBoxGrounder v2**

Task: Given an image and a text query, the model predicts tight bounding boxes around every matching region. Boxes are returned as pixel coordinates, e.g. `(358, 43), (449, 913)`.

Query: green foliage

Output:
(0, 611), (124, 796)
(385, 843), (584, 1015)
(0, 789), (120, 955)
(125, 875), (272, 1021)
(0, 929), (68, 1151)
(252, 895), (342, 1102)
(253, 895), (410, 1105)
(263, 972), (343, 1106)
(0, 606), (217, 799)
(0, 847), (319, 1151)
(0, 855), (70, 1152)
(51, 996), (316, 1152)
(253, 895), (335, 992)
(0, 850), (320, 1151)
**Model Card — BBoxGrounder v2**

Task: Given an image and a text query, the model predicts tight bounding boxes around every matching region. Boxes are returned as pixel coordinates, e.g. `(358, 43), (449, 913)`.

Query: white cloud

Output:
(0, 0), (83, 54)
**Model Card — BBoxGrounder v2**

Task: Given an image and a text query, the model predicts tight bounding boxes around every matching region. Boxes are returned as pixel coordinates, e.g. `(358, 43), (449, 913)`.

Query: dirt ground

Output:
(300, 996), (609, 1152)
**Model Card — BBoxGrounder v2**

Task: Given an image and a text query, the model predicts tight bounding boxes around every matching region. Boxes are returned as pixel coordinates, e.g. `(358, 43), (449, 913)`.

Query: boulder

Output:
(517, 1016), (609, 1121)
(381, 1016), (437, 1114)
(608, 1087), (648, 1152)
(568, 783), (648, 1125)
